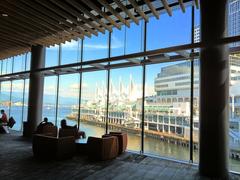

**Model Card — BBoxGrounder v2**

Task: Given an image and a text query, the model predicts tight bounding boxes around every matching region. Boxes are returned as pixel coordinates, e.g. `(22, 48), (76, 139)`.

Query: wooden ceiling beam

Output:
(24, 0), (85, 39)
(128, 0), (149, 22)
(81, 0), (121, 30)
(49, 0), (104, 35)
(178, 0), (186, 13)
(195, 0), (199, 9)
(66, 0), (112, 32)
(144, 0), (160, 19)
(3, 0), (64, 35)
(160, 0), (172, 16)
(113, 0), (139, 25)
(35, 0), (92, 38)
(97, 0), (130, 27)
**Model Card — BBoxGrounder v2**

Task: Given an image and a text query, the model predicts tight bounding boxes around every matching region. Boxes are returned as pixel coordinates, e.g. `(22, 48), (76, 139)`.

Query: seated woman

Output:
(60, 119), (86, 139)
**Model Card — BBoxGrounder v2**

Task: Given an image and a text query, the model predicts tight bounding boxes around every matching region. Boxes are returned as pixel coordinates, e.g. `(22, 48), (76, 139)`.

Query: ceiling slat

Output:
(113, 0), (139, 25)
(66, 0), (112, 32)
(97, 0), (130, 27)
(81, 0), (121, 30)
(178, 0), (186, 13)
(144, 0), (160, 19)
(128, 0), (149, 22)
(160, 0), (172, 16)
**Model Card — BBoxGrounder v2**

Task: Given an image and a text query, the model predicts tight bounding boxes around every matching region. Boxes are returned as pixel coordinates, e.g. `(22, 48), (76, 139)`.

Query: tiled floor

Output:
(0, 131), (239, 180)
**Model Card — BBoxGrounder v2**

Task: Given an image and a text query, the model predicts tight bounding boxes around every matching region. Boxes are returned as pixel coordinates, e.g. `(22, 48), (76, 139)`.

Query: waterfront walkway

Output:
(0, 131), (239, 180)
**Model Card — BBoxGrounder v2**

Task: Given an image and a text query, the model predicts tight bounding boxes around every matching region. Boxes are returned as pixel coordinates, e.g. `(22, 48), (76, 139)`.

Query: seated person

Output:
(60, 119), (86, 139)
(0, 109), (9, 134)
(36, 117), (54, 134)
(0, 109), (8, 125)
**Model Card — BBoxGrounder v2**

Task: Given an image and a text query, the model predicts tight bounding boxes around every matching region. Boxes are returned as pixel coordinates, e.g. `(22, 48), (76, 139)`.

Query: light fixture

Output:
(66, 19), (73, 24)
(2, 13), (8, 17)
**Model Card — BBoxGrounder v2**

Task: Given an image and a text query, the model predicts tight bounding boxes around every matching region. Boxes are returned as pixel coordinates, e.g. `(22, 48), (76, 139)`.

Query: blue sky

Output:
(2, 6), (200, 101)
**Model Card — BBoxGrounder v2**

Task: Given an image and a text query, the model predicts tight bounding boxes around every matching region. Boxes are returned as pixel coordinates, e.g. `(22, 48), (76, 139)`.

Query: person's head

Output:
(61, 119), (67, 128)
(43, 117), (48, 123)
(1, 109), (4, 114)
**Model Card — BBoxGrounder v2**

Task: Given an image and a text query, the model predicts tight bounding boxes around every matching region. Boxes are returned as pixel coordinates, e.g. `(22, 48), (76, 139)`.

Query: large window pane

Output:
(147, 7), (191, 50)
(22, 79), (29, 122)
(13, 54), (25, 73)
(61, 39), (80, 65)
(57, 74), (80, 127)
(42, 76), (58, 124)
(25, 53), (31, 71)
(83, 33), (108, 61)
(144, 62), (191, 161)
(45, 45), (59, 67)
(6, 58), (13, 74)
(10, 80), (24, 131)
(0, 81), (11, 116)
(229, 53), (240, 172)
(125, 20), (144, 54)
(81, 71), (107, 138)
(109, 67), (142, 152)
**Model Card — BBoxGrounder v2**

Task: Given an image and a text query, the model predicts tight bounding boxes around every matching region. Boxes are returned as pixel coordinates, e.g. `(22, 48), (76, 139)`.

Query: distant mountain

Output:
(1, 91), (83, 105)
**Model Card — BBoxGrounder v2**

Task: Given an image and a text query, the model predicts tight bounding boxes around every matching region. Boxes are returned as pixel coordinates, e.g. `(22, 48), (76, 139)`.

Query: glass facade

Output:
(0, 4), (239, 174)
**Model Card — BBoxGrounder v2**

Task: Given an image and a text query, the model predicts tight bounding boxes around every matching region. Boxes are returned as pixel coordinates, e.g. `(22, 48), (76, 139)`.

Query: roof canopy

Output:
(0, 0), (198, 59)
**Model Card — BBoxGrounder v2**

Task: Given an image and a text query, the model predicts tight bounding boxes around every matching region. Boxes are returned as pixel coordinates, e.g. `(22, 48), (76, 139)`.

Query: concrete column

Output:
(23, 45), (45, 137)
(199, 0), (229, 178)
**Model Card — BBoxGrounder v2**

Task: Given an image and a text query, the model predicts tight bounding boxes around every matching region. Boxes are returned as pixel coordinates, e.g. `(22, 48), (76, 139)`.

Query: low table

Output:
(75, 138), (88, 155)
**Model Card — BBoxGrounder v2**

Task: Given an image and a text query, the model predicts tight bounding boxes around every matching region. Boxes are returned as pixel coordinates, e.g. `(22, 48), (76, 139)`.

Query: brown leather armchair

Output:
(107, 132), (128, 154)
(32, 134), (75, 160)
(87, 136), (119, 160)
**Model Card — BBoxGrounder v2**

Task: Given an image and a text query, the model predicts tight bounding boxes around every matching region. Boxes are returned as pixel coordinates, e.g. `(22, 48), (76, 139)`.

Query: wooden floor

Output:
(0, 131), (239, 180)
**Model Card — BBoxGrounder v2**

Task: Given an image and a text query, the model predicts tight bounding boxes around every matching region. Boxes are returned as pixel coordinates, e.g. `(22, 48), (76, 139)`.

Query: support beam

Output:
(23, 45), (45, 137)
(199, 0), (228, 178)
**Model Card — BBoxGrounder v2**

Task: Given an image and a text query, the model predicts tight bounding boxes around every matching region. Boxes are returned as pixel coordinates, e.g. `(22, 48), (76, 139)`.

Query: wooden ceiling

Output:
(0, 0), (198, 60)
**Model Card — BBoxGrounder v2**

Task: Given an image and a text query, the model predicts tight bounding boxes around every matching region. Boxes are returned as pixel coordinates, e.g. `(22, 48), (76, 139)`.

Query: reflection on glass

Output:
(81, 71), (107, 138)
(61, 39), (80, 65)
(83, 33), (108, 61)
(42, 76), (58, 124)
(109, 67), (142, 152)
(45, 45), (59, 67)
(57, 74), (80, 127)
(10, 80), (24, 131)
(144, 62), (191, 161)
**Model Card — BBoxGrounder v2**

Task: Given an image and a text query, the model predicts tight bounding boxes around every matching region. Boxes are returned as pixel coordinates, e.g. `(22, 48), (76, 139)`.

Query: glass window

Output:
(6, 58), (13, 74)
(57, 74), (80, 127)
(45, 45), (59, 67)
(111, 27), (125, 57)
(109, 67), (142, 152)
(42, 76), (58, 125)
(10, 80), (24, 131)
(13, 54), (25, 73)
(83, 33), (109, 61)
(125, 20), (144, 54)
(25, 52), (31, 71)
(22, 79), (29, 122)
(80, 71), (107, 138)
(0, 81), (11, 116)
(144, 62), (191, 161)
(147, 7), (191, 50)
(229, 53), (240, 172)
(61, 39), (80, 65)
